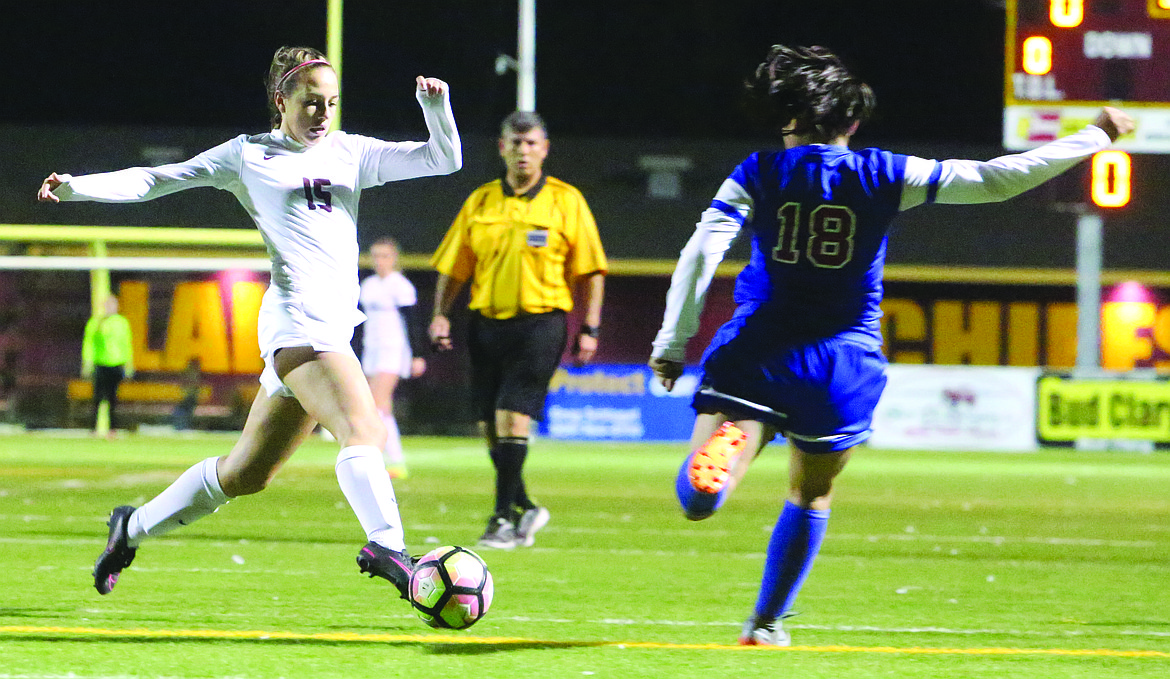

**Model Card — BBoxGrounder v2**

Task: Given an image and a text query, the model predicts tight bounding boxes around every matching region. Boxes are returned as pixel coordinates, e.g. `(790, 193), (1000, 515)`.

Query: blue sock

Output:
(754, 501), (830, 620)
(674, 453), (727, 519)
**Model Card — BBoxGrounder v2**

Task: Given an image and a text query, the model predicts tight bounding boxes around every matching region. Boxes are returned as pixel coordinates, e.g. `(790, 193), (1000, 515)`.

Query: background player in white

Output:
(649, 44), (1135, 646)
(37, 45), (462, 600)
(360, 236), (427, 479)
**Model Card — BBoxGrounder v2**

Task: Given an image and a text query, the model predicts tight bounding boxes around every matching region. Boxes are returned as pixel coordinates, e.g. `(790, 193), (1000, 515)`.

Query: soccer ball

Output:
(409, 546), (493, 629)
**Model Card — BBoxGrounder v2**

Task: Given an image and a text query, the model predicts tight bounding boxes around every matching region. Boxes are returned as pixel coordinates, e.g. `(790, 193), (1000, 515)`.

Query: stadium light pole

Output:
(326, 0), (344, 130)
(1075, 210), (1103, 371)
(495, 0), (536, 111)
(517, 0), (536, 111)
(1055, 202), (1104, 372)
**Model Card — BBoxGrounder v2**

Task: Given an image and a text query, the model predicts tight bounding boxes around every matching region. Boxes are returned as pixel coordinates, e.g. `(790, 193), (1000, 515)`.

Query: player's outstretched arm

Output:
(900, 107), (1134, 210)
(35, 140), (240, 205)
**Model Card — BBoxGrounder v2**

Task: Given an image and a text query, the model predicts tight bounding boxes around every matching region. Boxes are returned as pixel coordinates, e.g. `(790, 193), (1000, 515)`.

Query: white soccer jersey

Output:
(360, 271), (417, 349)
(359, 271), (419, 377)
(55, 90), (461, 375)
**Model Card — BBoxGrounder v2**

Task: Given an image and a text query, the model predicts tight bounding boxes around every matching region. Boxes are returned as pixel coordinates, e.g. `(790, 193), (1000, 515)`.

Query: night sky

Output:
(9, 1), (1008, 145)
(9, 0), (1010, 144)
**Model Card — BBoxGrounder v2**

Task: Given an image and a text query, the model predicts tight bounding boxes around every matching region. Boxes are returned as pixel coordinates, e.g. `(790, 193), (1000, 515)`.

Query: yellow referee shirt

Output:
(431, 175), (607, 320)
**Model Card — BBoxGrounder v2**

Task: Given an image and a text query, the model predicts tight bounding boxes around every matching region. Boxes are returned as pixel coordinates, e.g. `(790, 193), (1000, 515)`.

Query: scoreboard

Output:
(1005, 0), (1170, 153)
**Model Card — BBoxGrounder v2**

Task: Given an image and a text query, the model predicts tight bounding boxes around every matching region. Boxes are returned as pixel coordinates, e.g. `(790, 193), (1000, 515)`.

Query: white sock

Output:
(382, 413), (405, 465)
(127, 457), (228, 546)
(335, 445), (405, 551)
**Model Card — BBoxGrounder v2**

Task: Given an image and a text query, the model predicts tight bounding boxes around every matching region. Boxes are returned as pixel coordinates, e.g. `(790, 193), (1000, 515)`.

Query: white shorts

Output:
(257, 289), (364, 398)
(362, 342), (413, 378)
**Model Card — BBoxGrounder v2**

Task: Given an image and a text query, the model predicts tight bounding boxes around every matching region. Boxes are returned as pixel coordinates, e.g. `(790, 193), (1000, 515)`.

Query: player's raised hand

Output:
(37, 172), (66, 203)
(415, 76), (448, 104)
(649, 357), (684, 392)
(1094, 107), (1136, 142)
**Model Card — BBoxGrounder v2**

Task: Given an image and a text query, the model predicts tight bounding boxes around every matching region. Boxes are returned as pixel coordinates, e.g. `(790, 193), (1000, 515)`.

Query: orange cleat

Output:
(688, 422), (748, 494)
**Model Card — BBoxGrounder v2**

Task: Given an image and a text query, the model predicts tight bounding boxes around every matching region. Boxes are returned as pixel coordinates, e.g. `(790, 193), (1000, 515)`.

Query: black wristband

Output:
(579, 324), (601, 339)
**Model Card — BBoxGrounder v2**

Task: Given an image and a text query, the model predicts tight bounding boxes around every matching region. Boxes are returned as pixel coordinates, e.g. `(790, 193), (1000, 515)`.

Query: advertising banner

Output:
(870, 365), (1042, 451)
(538, 364), (700, 441)
(1036, 373), (1170, 443)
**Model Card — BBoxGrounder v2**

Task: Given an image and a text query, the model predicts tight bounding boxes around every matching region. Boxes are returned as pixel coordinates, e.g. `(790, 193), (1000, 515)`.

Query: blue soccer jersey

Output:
(724, 146), (906, 347)
(651, 126), (1112, 447)
(652, 126), (1112, 366)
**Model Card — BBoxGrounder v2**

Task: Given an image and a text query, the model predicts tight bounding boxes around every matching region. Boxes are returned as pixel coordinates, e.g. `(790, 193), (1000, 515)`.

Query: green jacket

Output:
(82, 313), (134, 371)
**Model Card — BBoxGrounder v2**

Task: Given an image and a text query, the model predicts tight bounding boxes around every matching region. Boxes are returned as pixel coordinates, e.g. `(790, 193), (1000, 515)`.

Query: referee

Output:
(429, 110), (607, 550)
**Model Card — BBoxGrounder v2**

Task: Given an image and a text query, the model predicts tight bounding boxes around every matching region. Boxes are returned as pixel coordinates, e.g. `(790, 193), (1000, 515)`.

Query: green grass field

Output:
(1, 431), (1168, 678)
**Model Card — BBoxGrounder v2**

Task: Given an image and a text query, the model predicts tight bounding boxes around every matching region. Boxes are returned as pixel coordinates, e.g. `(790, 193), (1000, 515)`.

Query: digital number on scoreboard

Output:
(1005, 0), (1170, 152)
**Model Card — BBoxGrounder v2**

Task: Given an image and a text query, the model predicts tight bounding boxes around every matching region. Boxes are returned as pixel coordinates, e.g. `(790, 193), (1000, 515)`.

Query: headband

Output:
(276, 59), (331, 91)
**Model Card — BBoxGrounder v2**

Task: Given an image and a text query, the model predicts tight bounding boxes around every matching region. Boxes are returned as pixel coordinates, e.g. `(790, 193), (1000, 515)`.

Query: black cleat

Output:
(356, 542), (416, 599)
(477, 515), (519, 550)
(93, 505), (137, 595)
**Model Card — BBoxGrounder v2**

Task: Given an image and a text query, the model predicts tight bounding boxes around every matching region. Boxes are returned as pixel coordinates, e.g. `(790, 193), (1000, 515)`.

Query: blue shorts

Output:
(694, 313), (888, 453)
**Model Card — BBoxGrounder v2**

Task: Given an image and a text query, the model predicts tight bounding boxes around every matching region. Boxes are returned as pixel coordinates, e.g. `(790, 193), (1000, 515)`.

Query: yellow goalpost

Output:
(0, 224), (268, 315)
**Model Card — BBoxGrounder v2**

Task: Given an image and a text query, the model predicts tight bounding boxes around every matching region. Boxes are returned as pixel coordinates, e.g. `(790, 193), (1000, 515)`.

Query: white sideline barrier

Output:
(870, 365), (1041, 452)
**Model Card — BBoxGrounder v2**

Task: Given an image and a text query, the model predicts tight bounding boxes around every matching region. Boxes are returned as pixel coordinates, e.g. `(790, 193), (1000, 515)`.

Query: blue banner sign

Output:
(538, 364), (701, 441)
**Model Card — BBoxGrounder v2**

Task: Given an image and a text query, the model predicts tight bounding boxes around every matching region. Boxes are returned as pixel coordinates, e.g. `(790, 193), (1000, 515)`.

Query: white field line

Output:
(498, 617), (1170, 640)
(830, 533), (1159, 548)
(64, 602), (1170, 640)
(0, 527), (1159, 550)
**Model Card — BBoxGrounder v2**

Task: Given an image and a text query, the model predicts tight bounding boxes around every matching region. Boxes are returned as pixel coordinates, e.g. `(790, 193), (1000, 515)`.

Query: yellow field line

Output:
(1, 626), (1166, 658)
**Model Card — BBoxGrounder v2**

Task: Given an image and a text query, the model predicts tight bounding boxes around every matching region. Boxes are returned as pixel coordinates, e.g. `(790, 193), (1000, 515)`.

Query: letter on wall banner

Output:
(1102, 301), (1157, 370)
(230, 281), (265, 374)
(166, 282), (230, 373)
(117, 281), (163, 371)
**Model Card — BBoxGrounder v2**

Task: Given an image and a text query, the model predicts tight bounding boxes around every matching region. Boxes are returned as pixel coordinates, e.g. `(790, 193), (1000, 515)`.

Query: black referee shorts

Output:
(468, 310), (567, 422)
